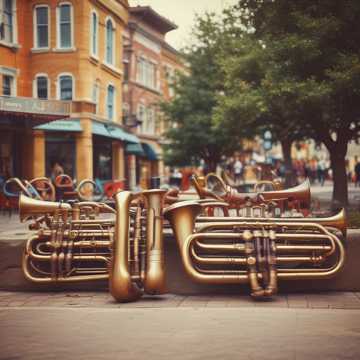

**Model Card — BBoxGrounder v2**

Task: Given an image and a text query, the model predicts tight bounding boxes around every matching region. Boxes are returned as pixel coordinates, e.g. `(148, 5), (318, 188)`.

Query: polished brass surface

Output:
(21, 185), (347, 301)
(109, 189), (167, 302)
(192, 174), (311, 216)
(21, 189), (167, 302)
(164, 200), (346, 298)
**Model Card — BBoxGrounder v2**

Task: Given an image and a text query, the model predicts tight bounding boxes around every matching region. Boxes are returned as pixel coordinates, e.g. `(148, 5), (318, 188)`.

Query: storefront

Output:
(125, 140), (163, 189)
(36, 119), (141, 184)
(0, 96), (72, 180)
(35, 119), (82, 180)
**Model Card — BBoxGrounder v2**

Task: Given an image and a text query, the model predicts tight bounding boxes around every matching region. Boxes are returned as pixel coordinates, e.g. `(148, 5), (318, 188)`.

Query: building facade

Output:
(1, 1), (185, 188)
(122, 6), (185, 189)
(0, 0), (138, 185)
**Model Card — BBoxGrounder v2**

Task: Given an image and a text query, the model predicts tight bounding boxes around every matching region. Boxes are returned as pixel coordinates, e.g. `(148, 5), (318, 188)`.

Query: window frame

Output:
(33, 4), (50, 49)
(33, 73), (49, 99)
(57, 73), (74, 100)
(106, 84), (116, 121)
(89, 9), (98, 58)
(0, 0), (18, 46)
(92, 80), (100, 114)
(104, 16), (115, 66)
(56, 2), (74, 50)
(136, 56), (157, 90)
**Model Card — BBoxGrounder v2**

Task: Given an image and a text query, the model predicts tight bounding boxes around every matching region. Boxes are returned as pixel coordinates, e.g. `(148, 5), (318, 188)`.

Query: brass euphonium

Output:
(21, 189), (167, 302)
(164, 201), (346, 298)
(110, 189), (167, 302)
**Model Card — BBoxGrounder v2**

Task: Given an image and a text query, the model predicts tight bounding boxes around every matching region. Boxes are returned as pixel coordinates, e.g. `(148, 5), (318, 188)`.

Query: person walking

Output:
(233, 157), (243, 185)
(355, 156), (360, 187)
(317, 158), (327, 186)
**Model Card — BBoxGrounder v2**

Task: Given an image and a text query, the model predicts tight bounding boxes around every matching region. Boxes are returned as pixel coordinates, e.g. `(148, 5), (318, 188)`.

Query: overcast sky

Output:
(129, 0), (238, 50)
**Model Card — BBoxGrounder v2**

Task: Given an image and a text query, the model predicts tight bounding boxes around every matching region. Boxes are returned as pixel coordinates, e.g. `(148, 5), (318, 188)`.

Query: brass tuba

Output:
(21, 189), (167, 302)
(164, 201), (346, 298)
(192, 174), (311, 216)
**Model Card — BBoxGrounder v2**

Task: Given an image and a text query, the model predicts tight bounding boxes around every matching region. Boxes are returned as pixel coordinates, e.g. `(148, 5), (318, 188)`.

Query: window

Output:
(137, 104), (146, 129)
(107, 85), (115, 120)
(123, 60), (129, 81)
(58, 75), (73, 100)
(35, 75), (48, 99)
(146, 108), (155, 134)
(2, 75), (13, 95)
(93, 139), (112, 180)
(165, 66), (175, 97)
(136, 57), (157, 89)
(46, 137), (75, 179)
(2, 0), (14, 43)
(138, 105), (156, 135)
(90, 11), (98, 56)
(105, 18), (114, 65)
(57, 3), (73, 48)
(34, 6), (49, 48)
(92, 81), (100, 114)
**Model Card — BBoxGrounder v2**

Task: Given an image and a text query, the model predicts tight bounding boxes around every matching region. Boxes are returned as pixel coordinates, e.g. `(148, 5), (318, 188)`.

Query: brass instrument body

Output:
(192, 174), (311, 216)
(21, 189), (167, 302)
(164, 200), (346, 298)
(109, 189), (167, 301)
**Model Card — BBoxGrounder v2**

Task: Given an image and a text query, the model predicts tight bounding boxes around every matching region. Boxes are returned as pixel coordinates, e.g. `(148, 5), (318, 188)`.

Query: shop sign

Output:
(0, 96), (71, 116)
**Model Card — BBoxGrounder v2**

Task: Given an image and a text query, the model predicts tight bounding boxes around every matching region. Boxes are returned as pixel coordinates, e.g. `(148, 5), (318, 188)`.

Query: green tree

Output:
(216, 0), (360, 206)
(161, 14), (241, 172)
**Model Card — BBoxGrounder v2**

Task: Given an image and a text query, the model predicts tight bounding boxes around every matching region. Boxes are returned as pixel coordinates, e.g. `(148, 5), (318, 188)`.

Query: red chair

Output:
(103, 180), (125, 199)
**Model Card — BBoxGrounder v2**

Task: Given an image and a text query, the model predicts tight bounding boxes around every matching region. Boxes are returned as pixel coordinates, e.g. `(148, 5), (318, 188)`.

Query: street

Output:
(1, 292), (360, 360)
(1, 182), (360, 360)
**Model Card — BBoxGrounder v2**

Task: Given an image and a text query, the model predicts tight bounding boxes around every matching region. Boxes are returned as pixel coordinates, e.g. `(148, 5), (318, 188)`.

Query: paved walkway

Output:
(1, 291), (360, 309)
(1, 298), (360, 360)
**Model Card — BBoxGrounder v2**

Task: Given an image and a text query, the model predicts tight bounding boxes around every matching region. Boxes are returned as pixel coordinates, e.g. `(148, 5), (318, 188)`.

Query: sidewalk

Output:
(1, 291), (360, 309)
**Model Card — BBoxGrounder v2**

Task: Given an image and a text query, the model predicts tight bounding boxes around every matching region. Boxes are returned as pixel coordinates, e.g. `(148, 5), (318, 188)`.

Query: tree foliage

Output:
(161, 14), (242, 172)
(215, 0), (360, 205)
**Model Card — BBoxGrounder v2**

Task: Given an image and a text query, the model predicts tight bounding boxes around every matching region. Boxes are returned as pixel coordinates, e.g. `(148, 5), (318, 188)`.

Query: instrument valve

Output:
(245, 242), (254, 254)
(247, 256), (256, 266)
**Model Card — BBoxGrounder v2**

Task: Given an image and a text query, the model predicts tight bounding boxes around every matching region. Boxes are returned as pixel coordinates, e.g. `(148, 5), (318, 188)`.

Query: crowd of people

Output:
(167, 154), (360, 191)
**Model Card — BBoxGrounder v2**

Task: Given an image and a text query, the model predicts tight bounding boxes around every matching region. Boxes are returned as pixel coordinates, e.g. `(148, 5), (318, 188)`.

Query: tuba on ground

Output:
(20, 189), (167, 302)
(164, 200), (346, 298)
(192, 174), (311, 217)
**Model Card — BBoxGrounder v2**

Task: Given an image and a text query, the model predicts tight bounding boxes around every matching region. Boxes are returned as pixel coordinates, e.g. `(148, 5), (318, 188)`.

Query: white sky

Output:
(129, 0), (238, 50)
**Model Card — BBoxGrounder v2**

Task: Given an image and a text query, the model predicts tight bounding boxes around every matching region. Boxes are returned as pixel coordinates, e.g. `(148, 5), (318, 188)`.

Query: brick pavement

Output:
(1, 291), (360, 309)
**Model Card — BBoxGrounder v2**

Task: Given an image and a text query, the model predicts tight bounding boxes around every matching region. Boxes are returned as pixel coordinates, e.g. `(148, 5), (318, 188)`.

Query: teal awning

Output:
(34, 119), (82, 132)
(92, 121), (140, 144)
(92, 122), (110, 137)
(142, 143), (158, 161)
(107, 126), (139, 144)
(126, 143), (145, 156)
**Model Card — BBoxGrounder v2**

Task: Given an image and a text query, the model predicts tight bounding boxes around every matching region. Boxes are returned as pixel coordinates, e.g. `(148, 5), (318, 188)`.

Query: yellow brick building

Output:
(0, 0), (139, 185)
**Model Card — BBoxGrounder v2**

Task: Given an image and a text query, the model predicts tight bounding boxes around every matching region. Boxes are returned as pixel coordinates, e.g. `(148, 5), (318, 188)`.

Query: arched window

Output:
(34, 74), (49, 99)
(34, 5), (49, 48)
(57, 2), (73, 49)
(90, 10), (98, 56)
(107, 85), (115, 120)
(105, 18), (115, 65)
(58, 74), (73, 100)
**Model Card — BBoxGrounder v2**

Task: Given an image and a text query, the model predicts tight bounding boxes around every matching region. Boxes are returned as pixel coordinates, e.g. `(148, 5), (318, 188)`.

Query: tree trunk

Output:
(328, 145), (349, 209)
(280, 138), (297, 188)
